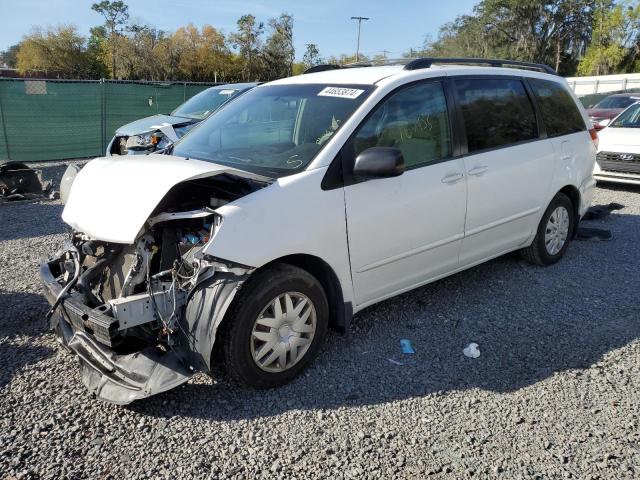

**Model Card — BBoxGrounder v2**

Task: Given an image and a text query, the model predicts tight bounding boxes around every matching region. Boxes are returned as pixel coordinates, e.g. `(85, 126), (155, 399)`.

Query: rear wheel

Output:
(521, 192), (575, 266)
(219, 264), (328, 388)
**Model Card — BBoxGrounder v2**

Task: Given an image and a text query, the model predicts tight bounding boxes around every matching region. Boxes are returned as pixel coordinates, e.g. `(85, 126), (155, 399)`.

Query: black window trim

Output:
(450, 74), (544, 158)
(322, 76), (459, 190)
(525, 77), (588, 140)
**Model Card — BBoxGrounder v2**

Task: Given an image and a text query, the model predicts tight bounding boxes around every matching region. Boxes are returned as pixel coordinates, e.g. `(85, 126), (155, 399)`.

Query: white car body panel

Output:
(344, 158), (467, 306)
(62, 154), (269, 244)
(459, 140), (554, 265)
(206, 168), (356, 306)
(593, 107), (640, 185)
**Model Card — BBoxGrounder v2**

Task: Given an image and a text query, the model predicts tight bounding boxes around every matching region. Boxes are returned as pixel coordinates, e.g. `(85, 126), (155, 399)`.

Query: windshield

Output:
(172, 87), (242, 120)
(595, 96), (637, 109)
(173, 84), (374, 178)
(610, 103), (640, 128)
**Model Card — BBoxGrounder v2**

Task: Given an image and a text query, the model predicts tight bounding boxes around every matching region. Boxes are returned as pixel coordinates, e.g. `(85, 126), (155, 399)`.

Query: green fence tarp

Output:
(0, 79), (217, 162)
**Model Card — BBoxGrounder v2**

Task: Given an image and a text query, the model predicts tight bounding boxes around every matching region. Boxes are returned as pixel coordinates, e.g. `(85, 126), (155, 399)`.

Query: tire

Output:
(219, 263), (329, 388)
(521, 192), (576, 266)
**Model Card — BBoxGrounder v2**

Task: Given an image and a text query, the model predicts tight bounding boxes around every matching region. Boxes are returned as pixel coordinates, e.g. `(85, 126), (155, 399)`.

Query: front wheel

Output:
(219, 264), (329, 388)
(521, 192), (576, 266)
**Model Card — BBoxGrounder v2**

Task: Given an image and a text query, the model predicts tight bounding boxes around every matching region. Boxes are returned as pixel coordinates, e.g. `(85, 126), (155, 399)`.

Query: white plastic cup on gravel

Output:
(463, 343), (480, 359)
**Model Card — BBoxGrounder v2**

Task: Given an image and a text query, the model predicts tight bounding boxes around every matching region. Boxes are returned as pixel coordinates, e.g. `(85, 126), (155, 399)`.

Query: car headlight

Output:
(125, 133), (155, 150)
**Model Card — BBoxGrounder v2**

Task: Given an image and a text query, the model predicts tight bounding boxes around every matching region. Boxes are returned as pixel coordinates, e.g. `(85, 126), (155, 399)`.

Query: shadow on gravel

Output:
(0, 292), (55, 389)
(130, 211), (640, 421)
(0, 202), (65, 242)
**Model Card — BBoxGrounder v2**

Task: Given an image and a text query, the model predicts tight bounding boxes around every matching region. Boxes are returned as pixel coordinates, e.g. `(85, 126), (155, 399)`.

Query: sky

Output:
(0, 0), (479, 60)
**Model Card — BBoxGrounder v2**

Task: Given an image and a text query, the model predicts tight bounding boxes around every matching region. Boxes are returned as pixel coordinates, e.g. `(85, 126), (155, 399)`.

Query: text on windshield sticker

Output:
(318, 87), (364, 99)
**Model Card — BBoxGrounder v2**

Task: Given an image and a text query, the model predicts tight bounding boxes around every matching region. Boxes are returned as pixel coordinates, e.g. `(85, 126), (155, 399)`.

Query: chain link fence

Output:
(0, 79), (220, 162)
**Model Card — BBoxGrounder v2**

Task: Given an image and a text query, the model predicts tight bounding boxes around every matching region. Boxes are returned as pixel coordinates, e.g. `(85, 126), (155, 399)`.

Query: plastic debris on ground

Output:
(400, 339), (415, 354)
(387, 358), (405, 366)
(463, 343), (481, 359)
(0, 161), (54, 202)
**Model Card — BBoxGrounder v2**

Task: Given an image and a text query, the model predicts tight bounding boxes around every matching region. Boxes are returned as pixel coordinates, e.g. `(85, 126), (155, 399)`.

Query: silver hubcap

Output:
(250, 292), (316, 373)
(545, 206), (570, 255)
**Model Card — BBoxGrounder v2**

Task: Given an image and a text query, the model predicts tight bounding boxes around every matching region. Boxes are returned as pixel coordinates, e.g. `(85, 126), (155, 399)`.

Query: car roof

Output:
(267, 64), (560, 86)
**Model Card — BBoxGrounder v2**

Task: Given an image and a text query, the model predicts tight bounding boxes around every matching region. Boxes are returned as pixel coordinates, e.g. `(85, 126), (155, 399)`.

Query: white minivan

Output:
(41, 58), (597, 404)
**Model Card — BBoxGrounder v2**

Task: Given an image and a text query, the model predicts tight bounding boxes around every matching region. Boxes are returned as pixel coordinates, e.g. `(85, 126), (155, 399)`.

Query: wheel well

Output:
(558, 185), (580, 217)
(558, 185), (581, 237)
(259, 254), (351, 333)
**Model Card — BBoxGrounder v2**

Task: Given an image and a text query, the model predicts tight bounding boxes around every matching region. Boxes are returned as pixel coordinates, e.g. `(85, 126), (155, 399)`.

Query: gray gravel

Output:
(1, 184), (640, 479)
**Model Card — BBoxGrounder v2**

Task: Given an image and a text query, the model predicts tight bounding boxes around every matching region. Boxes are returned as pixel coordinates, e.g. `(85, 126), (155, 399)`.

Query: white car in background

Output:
(41, 58), (597, 404)
(594, 102), (640, 185)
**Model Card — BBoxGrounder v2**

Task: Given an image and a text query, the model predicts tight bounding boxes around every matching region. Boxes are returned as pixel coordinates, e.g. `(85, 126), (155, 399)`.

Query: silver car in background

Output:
(106, 82), (258, 156)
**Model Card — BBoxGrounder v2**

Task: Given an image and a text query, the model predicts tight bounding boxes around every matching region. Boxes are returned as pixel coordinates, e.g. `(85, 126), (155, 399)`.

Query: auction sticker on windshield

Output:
(318, 87), (365, 99)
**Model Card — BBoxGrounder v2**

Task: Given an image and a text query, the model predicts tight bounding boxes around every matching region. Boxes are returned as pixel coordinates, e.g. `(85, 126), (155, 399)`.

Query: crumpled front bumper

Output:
(40, 258), (194, 405)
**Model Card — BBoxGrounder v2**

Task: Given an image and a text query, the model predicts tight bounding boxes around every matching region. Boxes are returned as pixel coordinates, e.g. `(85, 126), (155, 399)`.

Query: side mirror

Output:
(353, 147), (405, 181)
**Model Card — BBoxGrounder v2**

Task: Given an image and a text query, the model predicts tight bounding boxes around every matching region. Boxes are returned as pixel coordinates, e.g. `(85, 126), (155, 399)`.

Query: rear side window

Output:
(455, 78), (538, 153)
(528, 78), (586, 137)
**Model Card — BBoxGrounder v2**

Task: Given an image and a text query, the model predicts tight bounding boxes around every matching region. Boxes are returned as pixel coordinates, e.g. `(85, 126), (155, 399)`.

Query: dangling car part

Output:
(0, 161), (52, 201)
(41, 154), (269, 403)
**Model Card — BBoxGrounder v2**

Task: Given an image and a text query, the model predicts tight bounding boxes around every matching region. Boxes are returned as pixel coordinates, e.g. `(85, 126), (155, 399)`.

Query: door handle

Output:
(467, 165), (489, 176)
(441, 172), (465, 184)
(560, 155), (572, 160)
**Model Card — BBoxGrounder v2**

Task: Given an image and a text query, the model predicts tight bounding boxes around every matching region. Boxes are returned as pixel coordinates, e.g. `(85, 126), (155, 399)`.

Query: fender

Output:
(181, 264), (253, 371)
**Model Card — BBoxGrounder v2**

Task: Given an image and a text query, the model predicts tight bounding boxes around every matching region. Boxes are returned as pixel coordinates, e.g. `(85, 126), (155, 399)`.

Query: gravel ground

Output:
(1, 184), (639, 479)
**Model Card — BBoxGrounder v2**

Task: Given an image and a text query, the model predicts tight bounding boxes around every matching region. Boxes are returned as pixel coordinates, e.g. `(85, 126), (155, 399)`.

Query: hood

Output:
(115, 114), (196, 136)
(586, 108), (622, 119)
(62, 154), (271, 244)
(598, 127), (640, 152)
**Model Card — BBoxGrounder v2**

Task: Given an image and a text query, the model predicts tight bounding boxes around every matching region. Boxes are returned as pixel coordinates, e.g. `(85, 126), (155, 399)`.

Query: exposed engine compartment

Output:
(48, 173), (266, 352)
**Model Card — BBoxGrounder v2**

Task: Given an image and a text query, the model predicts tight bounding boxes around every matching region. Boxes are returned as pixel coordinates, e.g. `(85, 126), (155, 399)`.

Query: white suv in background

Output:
(41, 58), (597, 404)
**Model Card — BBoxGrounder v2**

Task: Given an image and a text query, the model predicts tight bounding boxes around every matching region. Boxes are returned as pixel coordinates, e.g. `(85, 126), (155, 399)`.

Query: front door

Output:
(343, 80), (468, 307)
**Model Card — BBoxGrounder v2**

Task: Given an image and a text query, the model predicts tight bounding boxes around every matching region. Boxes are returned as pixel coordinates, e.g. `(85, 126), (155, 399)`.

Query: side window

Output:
(353, 81), (452, 169)
(455, 78), (538, 153)
(529, 78), (586, 137)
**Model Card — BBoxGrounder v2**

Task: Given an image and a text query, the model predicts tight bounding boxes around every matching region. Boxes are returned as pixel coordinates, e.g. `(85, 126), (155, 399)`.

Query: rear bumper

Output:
(40, 258), (194, 405)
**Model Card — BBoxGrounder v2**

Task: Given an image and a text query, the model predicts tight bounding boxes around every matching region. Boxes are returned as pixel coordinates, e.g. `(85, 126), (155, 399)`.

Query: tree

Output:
(326, 53), (370, 65)
(16, 25), (92, 77)
(579, 0), (640, 74)
(86, 26), (109, 78)
(171, 24), (233, 81)
(229, 14), (264, 81)
(424, 0), (600, 76)
(261, 13), (295, 80)
(0, 44), (20, 68)
(302, 43), (323, 69)
(91, 0), (129, 77)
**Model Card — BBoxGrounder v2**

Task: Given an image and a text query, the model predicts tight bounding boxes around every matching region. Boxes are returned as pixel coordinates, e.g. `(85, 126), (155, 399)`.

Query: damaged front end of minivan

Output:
(40, 155), (271, 404)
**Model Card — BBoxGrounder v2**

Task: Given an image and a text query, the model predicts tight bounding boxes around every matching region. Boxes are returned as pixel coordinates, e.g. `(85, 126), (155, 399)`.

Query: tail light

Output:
(589, 128), (599, 149)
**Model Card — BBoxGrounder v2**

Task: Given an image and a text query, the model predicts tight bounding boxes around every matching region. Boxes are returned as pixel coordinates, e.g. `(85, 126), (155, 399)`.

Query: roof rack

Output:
(303, 57), (558, 76)
(403, 58), (558, 75)
(303, 64), (343, 74)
